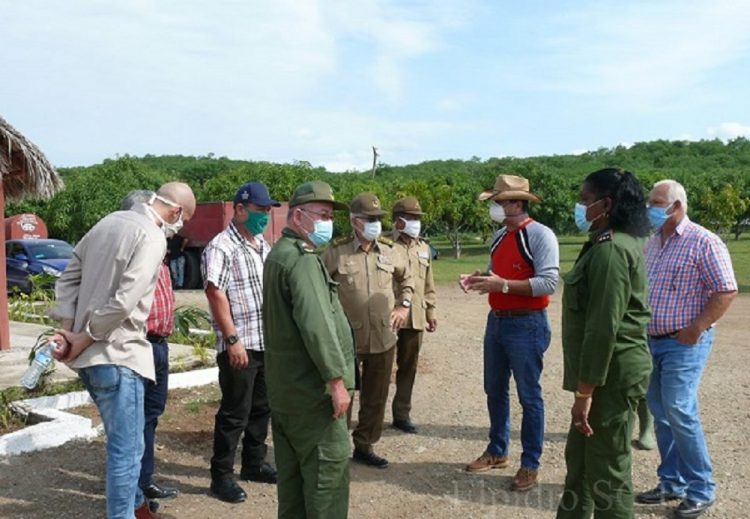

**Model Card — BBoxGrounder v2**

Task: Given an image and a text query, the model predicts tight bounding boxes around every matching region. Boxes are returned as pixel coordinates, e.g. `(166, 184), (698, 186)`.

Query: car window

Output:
(26, 242), (74, 260)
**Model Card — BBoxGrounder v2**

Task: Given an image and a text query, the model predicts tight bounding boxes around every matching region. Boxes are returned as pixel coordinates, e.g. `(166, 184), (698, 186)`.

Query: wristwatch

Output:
(501, 279), (510, 294)
(401, 300), (412, 308)
(225, 334), (239, 346)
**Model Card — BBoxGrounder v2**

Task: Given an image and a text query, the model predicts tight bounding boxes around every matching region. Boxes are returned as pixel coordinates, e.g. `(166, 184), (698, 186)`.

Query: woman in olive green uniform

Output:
(556, 168), (653, 519)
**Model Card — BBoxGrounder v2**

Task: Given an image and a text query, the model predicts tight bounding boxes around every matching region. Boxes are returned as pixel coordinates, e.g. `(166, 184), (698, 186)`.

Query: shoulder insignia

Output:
(377, 236), (394, 246)
(294, 240), (315, 254)
(331, 235), (354, 247)
(596, 230), (613, 243)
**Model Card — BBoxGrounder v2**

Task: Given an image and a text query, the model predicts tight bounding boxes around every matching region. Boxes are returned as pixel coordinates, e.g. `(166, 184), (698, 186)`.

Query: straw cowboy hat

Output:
(478, 174), (542, 203)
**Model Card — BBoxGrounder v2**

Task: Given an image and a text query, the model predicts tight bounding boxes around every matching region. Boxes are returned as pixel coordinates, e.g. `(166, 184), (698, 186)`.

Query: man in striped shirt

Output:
(637, 180), (737, 519)
(203, 182), (280, 504)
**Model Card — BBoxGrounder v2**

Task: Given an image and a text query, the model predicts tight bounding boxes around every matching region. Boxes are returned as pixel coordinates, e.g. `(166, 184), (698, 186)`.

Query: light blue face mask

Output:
(301, 211), (333, 247)
(574, 202), (592, 233)
(574, 199), (605, 233)
(647, 203), (674, 229)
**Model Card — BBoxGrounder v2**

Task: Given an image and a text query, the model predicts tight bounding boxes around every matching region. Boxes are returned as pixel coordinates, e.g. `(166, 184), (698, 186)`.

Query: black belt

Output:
(648, 333), (675, 340)
(492, 308), (544, 318)
(147, 333), (168, 342)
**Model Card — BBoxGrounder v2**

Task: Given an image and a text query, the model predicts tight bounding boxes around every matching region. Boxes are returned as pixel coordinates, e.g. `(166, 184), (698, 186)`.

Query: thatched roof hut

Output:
(0, 116), (63, 200)
(0, 115), (64, 350)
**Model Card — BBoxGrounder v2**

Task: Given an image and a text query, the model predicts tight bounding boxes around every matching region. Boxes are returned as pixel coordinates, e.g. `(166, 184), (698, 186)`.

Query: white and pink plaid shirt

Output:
(645, 216), (737, 336)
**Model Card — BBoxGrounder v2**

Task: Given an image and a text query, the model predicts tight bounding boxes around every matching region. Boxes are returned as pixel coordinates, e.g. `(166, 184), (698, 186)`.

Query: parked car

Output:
(5, 239), (74, 293)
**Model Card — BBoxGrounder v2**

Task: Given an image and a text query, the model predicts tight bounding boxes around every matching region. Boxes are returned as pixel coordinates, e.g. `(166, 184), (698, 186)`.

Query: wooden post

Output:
(0, 180), (11, 350)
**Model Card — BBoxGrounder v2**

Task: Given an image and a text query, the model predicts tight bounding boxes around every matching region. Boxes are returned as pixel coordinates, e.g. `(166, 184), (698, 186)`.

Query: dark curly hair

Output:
(584, 168), (650, 237)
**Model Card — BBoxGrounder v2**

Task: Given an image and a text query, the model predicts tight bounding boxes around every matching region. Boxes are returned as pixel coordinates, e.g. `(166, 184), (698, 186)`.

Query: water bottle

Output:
(20, 341), (57, 389)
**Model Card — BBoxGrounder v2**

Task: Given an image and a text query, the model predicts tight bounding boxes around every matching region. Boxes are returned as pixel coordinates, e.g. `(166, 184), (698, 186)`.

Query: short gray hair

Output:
(653, 179), (688, 212)
(120, 190), (155, 210)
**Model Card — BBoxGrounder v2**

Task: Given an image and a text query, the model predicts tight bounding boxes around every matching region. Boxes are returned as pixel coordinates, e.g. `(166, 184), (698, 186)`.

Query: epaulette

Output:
(294, 240), (316, 254)
(596, 230), (613, 243)
(331, 235), (354, 247)
(377, 236), (394, 246)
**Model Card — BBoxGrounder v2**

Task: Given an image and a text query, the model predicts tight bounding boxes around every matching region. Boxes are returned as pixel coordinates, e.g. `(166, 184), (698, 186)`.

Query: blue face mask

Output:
(574, 199), (605, 233)
(574, 202), (592, 233)
(647, 203), (674, 230)
(308, 219), (333, 247)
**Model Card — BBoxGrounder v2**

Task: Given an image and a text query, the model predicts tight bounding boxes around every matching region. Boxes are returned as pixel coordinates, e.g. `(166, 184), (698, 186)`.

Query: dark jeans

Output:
(483, 310), (551, 470)
(139, 336), (170, 490)
(211, 350), (270, 481)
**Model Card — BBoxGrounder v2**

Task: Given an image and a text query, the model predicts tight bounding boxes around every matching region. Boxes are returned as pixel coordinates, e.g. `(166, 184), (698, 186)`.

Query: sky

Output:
(3, 0), (750, 172)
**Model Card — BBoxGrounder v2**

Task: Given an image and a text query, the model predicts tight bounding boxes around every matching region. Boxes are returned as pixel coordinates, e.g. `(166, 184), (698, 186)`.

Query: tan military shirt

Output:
(322, 235), (414, 355)
(391, 230), (437, 330)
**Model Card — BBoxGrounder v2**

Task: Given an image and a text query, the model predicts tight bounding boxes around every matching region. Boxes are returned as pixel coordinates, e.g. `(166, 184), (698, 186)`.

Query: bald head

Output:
(157, 182), (196, 219)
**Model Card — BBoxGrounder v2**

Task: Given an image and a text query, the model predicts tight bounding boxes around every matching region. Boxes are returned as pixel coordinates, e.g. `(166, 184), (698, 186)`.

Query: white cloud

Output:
(532, 0), (750, 108)
(707, 122), (750, 140)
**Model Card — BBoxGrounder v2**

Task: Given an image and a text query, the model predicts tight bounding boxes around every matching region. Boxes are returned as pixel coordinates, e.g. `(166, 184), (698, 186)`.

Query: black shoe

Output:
(210, 478), (247, 503)
(392, 419), (418, 434)
(240, 461), (278, 484)
(352, 449), (389, 469)
(674, 499), (714, 518)
(143, 482), (179, 500)
(635, 486), (685, 504)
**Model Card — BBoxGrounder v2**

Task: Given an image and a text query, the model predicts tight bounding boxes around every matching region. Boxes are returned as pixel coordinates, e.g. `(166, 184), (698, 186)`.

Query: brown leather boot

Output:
(510, 466), (539, 491)
(465, 451), (509, 473)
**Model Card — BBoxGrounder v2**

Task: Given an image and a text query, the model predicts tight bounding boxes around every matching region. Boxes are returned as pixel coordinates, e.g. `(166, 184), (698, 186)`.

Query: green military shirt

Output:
(391, 230), (437, 330)
(263, 228), (355, 414)
(322, 234), (414, 355)
(561, 229), (652, 391)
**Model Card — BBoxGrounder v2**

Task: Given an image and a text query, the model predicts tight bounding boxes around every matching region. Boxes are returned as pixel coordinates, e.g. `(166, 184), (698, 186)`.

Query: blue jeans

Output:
(646, 328), (715, 503)
(483, 310), (551, 469)
(80, 365), (146, 519)
(170, 256), (185, 288)
(139, 338), (170, 490)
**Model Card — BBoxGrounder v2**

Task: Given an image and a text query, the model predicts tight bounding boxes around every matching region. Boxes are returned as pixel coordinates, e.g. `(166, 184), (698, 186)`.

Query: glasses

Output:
(301, 208), (334, 221)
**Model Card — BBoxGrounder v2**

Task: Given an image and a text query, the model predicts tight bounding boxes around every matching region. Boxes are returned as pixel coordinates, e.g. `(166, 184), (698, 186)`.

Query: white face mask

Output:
(361, 220), (382, 242)
(489, 201), (506, 223)
(399, 217), (421, 238)
(148, 194), (184, 238)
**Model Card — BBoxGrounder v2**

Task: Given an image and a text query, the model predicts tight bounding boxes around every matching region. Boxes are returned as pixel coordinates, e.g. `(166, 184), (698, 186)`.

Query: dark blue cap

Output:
(233, 182), (281, 207)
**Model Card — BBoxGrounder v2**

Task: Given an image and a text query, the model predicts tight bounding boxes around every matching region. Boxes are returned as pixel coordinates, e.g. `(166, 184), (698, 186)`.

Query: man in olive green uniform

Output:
(322, 192), (414, 468)
(263, 181), (355, 519)
(390, 196), (437, 434)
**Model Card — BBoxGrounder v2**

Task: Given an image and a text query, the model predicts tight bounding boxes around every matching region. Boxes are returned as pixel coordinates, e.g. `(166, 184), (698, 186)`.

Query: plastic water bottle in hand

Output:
(20, 341), (57, 389)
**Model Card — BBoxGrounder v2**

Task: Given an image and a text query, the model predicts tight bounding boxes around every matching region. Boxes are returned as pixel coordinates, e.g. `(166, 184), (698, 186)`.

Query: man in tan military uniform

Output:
(390, 196), (437, 435)
(322, 192), (414, 469)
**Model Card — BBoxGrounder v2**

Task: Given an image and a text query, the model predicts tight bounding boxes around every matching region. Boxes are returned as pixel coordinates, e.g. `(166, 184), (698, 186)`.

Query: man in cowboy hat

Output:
(460, 174), (559, 492)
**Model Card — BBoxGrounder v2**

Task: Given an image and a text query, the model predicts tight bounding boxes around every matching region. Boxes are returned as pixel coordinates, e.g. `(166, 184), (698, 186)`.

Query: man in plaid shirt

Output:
(636, 180), (737, 519)
(203, 181), (280, 504)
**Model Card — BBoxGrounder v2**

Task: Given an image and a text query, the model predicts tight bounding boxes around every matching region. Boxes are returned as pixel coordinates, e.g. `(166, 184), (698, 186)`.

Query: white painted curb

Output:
(0, 367), (219, 457)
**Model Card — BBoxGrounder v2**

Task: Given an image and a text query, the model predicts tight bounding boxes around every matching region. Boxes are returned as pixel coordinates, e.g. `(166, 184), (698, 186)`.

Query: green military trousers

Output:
(556, 377), (648, 519)
(272, 409), (351, 519)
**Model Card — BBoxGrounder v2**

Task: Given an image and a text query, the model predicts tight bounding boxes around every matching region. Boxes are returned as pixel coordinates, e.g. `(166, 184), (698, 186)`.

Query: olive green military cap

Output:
(350, 192), (385, 216)
(289, 180), (349, 210)
(392, 196), (424, 216)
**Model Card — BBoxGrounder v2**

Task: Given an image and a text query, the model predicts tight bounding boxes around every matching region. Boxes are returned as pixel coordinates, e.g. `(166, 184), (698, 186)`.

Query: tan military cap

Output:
(392, 196), (424, 216)
(350, 192), (385, 216)
(289, 180), (349, 210)
(478, 174), (542, 203)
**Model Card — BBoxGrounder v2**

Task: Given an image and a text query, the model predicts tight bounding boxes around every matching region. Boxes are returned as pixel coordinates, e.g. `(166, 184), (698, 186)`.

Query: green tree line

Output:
(6, 139), (750, 256)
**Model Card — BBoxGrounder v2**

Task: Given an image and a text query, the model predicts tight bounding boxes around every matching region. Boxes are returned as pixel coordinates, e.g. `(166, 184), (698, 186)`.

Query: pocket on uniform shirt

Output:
(316, 416), (350, 490)
(562, 268), (586, 311)
(376, 261), (395, 288)
(417, 257), (429, 279)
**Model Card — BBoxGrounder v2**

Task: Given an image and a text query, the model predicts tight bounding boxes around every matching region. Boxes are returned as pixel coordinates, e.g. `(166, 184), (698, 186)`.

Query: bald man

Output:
(51, 182), (196, 519)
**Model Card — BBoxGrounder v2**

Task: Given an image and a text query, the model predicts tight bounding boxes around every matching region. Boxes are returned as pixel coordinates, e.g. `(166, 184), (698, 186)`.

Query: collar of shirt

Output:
(229, 221), (268, 252)
(354, 233), (380, 253)
(130, 202), (162, 230)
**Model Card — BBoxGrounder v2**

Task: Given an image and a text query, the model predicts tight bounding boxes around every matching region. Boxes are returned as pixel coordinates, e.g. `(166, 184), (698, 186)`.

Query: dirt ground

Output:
(1, 285), (748, 518)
